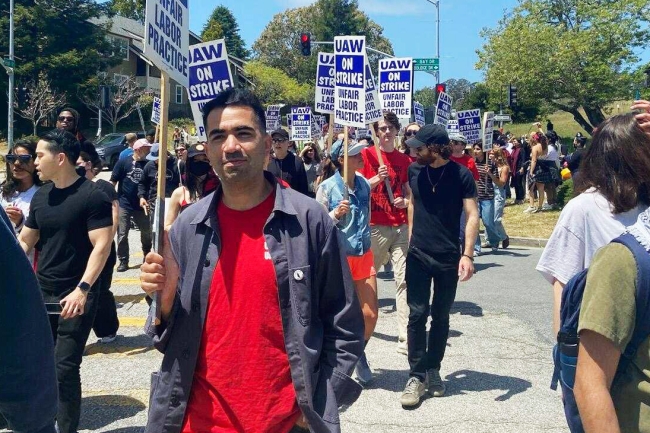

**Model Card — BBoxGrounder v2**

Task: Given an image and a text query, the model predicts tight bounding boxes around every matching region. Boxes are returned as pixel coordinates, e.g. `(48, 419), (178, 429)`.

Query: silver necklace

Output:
(426, 163), (448, 193)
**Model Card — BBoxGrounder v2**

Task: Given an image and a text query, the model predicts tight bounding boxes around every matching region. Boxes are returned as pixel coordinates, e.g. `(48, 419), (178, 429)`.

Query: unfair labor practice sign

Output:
(457, 109), (482, 144)
(144, 0), (189, 87)
(364, 62), (383, 125)
(315, 53), (335, 114)
(187, 39), (234, 141)
(334, 36), (366, 128)
(291, 107), (312, 141)
(433, 91), (453, 127)
(413, 101), (425, 126)
(266, 105), (281, 133)
(482, 111), (495, 151)
(378, 57), (413, 119)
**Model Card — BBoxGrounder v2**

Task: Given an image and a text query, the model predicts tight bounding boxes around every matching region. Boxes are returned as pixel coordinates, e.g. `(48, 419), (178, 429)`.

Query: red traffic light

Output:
(300, 32), (311, 56)
(301, 33), (309, 44)
(436, 83), (446, 94)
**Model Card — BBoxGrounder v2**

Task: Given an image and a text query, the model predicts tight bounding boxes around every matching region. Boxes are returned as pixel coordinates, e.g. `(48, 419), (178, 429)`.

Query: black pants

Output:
(92, 262), (119, 338)
(117, 207), (151, 263)
(46, 289), (98, 433)
(405, 246), (459, 380)
(512, 173), (525, 201)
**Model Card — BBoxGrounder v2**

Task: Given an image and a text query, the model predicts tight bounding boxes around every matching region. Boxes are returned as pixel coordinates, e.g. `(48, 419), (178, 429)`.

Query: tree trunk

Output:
(552, 102), (594, 135)
(583, 105), (606, 130)
(33, 122), (37, 137)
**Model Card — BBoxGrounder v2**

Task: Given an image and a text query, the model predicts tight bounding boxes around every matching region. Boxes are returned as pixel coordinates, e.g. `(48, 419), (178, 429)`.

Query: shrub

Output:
(557, 178), (574, 208)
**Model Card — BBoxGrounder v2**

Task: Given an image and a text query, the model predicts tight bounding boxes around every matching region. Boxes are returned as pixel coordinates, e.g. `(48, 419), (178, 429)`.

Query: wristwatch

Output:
(77, 281), (91, 293)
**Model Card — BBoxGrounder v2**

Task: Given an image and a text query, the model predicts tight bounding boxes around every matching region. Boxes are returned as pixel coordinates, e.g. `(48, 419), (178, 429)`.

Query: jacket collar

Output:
(190, 170), (298, 227)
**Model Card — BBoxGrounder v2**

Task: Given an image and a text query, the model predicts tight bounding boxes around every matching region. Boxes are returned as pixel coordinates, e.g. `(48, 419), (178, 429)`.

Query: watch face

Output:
(78, 282), (91, 292)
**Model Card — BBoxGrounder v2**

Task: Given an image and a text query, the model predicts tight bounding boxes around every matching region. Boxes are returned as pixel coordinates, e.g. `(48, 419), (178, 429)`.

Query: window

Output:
(107, 35), (129, 61)
(97, 72), (107, 81)
(114, 73), (129, 86)
(175, 85), (183, 104)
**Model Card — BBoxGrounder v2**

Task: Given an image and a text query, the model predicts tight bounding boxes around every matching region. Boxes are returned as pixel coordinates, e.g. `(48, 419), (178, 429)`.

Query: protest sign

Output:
(447, 120), (459, 135)
(433, 92), (453, 126)
(482, 111), (495, 151)
(355, 128), (369, 140)
(151, 96), (161, 125)
(266, 105), (281, 132)
(144, 0), (189, 87)
(378, 57), (413, 119)
(291, 107), (312, 141)
(334, 36), (366, 128)
(187, 39), (233, 141)
(364, 62), (383, 125)
(457, 109), (482, 145)
(315, 53), (335, 114)
(413, 101), (425, 126)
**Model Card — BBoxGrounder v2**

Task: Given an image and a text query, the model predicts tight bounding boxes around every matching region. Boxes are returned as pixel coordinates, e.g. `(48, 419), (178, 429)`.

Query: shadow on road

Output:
(102, 428), (145, 433)
(491, 249), (531, 258)
(79, 396), (146, 430)
(366, 368), (410, 392)
(114, 294), (146, 305)
(450, 301), (484, 317)
(444, 369), (532, 401)
(378, 297), (396, 310)
(84, 334), (154, 357)
(474, 262), (504, 272)
(371, 331), (397, 343)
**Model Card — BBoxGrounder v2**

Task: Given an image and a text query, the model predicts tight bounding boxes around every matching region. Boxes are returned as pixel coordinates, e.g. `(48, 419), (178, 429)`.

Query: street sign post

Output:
(2, 58), (15, 69)
(413, 58), (439, 72)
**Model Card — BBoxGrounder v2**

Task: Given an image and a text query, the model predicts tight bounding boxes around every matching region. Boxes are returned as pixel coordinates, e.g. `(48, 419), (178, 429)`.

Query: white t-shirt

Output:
(0, 184), (39, 230)
(536, 188), (644, 285)
(546, 144), (560, 167)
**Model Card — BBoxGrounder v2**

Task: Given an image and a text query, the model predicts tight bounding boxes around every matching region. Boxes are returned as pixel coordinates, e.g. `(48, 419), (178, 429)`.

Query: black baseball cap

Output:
(271, 128), (290, 141)
(187, 143), (206, 159)
(405, 124), (449, 148)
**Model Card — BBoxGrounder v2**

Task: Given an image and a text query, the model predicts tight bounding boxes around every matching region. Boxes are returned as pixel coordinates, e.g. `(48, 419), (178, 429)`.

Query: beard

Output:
(416, 153), (433, 165)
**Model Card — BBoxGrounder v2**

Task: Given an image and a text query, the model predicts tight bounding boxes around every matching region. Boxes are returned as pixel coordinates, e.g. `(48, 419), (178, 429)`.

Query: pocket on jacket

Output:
(289, 265), (312, 326)
(148, 371), (161, 411)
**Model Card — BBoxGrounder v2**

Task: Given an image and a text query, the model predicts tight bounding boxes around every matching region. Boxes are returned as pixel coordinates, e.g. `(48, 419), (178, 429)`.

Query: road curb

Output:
(480, 234), (548, 248)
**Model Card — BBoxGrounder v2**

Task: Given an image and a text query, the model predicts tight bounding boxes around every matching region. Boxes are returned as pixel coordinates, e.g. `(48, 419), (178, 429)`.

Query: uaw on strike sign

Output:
(144, 0), (189, 87)
(334, 36), (366, 128)
(315, 53), (335, 114)
(188, 39), (233, 141)
(378, 58), (413, 119)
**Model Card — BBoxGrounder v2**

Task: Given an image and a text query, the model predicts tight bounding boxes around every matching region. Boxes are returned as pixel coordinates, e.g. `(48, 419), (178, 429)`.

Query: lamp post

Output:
(424, 0), (440, 84)
(6, 0), (15, 150)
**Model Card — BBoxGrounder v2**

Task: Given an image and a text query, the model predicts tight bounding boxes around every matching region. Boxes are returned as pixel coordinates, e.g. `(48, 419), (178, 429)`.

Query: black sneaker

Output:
(117, 261), (129, 272)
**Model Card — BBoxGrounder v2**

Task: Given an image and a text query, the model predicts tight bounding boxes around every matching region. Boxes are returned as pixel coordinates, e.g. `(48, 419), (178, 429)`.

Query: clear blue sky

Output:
(188, 0), (519, 90)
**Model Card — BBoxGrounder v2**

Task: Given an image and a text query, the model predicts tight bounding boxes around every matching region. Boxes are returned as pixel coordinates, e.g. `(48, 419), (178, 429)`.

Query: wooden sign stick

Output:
(369, 124), (395, 204)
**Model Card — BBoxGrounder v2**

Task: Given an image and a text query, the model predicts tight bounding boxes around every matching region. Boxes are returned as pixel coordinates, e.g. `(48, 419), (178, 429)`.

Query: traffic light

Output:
(100, 85), (111, 110)
(507, 84), (518, 108)
(300, 32), (311, 56)
(435, 83), (446, 95)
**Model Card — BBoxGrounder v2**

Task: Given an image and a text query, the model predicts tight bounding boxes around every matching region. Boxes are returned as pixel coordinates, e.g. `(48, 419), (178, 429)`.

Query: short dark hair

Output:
(575, 112), (650, 213)
(202, 88), (267, 135)
(380, 111), (401, 132)
(146, 129), (156, 137)
(79, 141), (102, 174)
(39, 129), (81, 166)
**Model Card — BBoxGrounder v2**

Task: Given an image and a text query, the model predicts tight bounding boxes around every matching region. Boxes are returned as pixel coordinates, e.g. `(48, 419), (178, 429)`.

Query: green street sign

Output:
(413, 58), (439, 71)
(2, 58), (15, 68)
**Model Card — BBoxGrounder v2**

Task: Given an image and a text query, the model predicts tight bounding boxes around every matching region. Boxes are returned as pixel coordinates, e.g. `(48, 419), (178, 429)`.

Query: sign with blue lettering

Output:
(334, 36), (366, 128)
(433, 92), (453, 126)
(364, 62), (383, 125)
(144, 0), (189, 87)
(315, 53), (335, 114)
(457, 109), (482, 145)
(378, 57), (413, 119)
(413, 101), (425, 126)
(447, 120), (459, 134)
(151, 96), (162, 125)
(187, 39), (233, 141)
(482, 111), (495, 151)
(291, 107), (312, 141)
(266, 105), (281, 133)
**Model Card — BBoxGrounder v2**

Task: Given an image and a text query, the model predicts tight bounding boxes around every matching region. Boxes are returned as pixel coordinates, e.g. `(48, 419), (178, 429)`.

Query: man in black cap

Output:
(267, 128), (310, 196)
(399, 124), (480, 408)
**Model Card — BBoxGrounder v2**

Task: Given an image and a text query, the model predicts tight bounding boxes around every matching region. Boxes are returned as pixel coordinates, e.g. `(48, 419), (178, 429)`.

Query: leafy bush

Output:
(557, 178), (574, 208)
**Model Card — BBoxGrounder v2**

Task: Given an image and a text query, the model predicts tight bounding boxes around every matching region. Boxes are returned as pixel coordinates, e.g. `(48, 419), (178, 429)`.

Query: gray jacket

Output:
(144, 172), (364, 433)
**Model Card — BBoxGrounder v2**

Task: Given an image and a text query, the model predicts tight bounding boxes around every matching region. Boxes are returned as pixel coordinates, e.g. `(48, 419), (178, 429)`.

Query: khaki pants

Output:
(371, 224), (409, 344)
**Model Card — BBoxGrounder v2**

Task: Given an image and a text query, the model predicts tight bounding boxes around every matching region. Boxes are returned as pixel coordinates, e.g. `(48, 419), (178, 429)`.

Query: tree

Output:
(457, 82), (492, 112)
(443, 79), (473, 109)
(107, 0), (146, 23)
(15, 73), (67, 136)
(243, 61), (312, 107)
(413, 87), (437, 109)
(477, 0), (650, 134)
(80, 76), (146, 133)
(202, 6), (250, 60)
(252, 0), (394, 85)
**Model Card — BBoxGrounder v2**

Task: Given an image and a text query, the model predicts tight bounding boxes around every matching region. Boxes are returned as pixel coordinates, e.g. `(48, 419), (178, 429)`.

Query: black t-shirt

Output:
(267, 153), (310, 196)
(568, 148), (585, 173)
(139, 158), (180, 204)
(110, 156), (148, 211)
(408, 161), (477, 256)
(94, 179), (118, 269)
(25, 177), (113, 293)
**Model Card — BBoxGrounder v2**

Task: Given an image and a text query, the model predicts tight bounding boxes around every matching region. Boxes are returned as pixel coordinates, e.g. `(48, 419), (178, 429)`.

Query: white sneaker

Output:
(541, 203), (553, 211)
(523, 206), (536, 214)
(400, 377), (426, 407)
(98, 334), (117, 344)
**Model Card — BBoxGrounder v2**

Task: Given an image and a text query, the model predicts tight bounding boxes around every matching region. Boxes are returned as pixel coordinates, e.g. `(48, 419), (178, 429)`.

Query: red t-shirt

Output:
(449, 154), (480, 181)
(182, 189), (300, 433)
(360, 147), (412, 226)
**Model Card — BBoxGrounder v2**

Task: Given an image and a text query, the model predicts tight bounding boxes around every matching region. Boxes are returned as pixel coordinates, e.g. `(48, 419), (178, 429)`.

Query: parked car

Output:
(95, 132), (145, 170)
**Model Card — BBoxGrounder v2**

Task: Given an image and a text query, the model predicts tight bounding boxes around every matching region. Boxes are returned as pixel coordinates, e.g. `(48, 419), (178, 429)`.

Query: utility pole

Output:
(425, 0), (440, 84)
(7, 0), (15, 150)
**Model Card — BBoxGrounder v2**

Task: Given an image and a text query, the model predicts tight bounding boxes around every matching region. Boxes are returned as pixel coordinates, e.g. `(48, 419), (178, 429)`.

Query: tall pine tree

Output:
(201, 6), (250, 60)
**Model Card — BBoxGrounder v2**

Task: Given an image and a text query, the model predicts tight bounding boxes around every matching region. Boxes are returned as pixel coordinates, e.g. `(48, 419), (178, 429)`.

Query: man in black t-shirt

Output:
(267, 128), (310, 196)
(399, 124), (480, 408)
(138, 142), (181, 225)
(111, 138), (153, 272)
(18, 129), (113, 433)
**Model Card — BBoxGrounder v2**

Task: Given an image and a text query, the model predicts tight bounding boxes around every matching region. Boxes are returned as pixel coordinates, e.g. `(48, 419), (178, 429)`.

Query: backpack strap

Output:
(612, 233), (650, 372)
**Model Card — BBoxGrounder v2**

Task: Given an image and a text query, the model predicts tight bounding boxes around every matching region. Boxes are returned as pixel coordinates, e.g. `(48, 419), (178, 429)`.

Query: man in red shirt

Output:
(448, 133), (479, 181)
(360, 111), (413, 356)
(140, 89), (364, 433)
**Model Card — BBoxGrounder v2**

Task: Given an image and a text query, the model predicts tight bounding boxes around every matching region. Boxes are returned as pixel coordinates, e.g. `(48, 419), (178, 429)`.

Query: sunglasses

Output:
(176, 148), (186, 153)
(272, 139), (288, 144)
(58, 116), (75, 122)
(405, 130), (418, 137)
(378, 126), (394, 132)
(5, 154), (32, 164)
